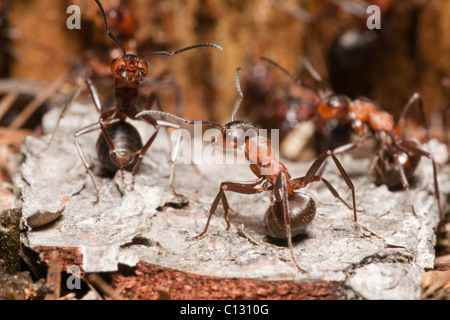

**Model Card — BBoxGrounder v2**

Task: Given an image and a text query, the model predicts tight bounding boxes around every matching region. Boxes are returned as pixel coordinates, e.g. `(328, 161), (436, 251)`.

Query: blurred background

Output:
(1, 0), (450, 182)
(4, 0), (450, 118)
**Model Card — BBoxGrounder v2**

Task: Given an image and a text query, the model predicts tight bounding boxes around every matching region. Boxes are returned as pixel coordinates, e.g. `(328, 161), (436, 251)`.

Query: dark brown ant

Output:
(136, 67), (361, 274)
(260, 57), (444, 227)
(240, 61), (317, 143)
(43, 0), (222, 204)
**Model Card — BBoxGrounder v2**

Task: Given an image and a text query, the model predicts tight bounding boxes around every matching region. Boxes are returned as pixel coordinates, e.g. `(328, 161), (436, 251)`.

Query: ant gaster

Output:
(44, 0), (222, 204)
(136, 68), (361, 274)
(260, 57), (444, 227)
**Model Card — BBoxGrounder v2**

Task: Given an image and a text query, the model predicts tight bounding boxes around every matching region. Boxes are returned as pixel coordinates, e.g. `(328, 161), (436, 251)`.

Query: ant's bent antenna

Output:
(231, 67), (244, 122)
(259, 56), (321, 99)
(140, 43), (223, 60)
(94, 0), (127, 56)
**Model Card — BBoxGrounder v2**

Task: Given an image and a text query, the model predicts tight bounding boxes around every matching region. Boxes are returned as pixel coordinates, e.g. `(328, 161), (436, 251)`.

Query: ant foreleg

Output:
(302, 149), (358, 222)
(291, 175), (359, 213)
(39, 81), (86, 154)
(98, 109), (128, 185)
(130, 114), (160, 185)
(85, 78), (104, 113)
(39, 76), (98, 154)
(74, 122), (102, 205)
(395, 139), (443, 227)
(168, 129), (183, 197)
(144, 72), (183, 117)
(273, 171), (308, 274)
(190, 179), (266, 240)
(394, 92), (429, 140)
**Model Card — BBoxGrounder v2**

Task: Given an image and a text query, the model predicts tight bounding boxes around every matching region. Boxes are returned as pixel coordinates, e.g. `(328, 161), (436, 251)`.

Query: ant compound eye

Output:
(111, 58), (122, 75)
(317, 95), (349, 119)
(138, 60), (149, 80)
(139, 60), (148, 74)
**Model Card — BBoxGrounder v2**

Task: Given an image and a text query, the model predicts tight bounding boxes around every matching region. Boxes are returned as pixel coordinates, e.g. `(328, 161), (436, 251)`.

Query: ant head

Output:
(217, 120), (258, 150)
(316, 94), (351, 119)
(95, 1), (222, 81)
(111, 54), (148, 82)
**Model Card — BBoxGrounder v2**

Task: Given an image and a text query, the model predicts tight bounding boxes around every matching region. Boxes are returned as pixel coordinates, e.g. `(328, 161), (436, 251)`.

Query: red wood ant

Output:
(136, 68), (361, 274)
(260, 57), (444, 227)
(44, 0), (222, 204)
(240, 61), (317, 143)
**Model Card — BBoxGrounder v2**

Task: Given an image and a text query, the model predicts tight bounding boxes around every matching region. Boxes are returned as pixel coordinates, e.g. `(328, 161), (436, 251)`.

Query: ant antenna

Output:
(231, 67), (244, 122)
(259, 56), (321, 99)
(136, 110), (224, 130)
(140, 43), (223, 60)
(94, 0), (127, 56)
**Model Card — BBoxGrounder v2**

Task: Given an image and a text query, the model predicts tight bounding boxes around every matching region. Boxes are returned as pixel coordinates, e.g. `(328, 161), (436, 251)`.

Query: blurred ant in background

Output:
(245, 0), (401, 150)
(260, 56), (444, 228)
(136, 67), (362, 274)
(265, 0), (396, 98)
(239, 60), (317, 144)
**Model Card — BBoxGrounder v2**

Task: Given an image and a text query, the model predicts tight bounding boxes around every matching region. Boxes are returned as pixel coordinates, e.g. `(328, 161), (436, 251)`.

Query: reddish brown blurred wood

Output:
(9, 0), (450, 126)
(33, 246), (342, 300)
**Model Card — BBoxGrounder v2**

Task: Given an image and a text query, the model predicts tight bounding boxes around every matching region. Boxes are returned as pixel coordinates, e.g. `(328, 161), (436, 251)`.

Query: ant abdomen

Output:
(264, 193), (316, 239)
(369, 140), (421, 190)
(96, 122), (143, 172)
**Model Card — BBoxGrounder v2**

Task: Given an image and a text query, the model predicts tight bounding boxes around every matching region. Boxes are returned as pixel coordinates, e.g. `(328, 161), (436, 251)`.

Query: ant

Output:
(239, 60), (317, 143)
(136, 67), (362, 274)
(43, 0), (222, 204)
(260, 57), (444, 228)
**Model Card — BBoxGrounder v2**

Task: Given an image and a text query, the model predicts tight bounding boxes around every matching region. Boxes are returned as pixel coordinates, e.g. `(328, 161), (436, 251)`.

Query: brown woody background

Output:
(5, 0), (450, 127)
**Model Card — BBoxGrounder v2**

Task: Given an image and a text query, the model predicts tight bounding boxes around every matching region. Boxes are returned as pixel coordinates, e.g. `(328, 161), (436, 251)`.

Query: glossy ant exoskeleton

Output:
(136, 68), (361, 274)
(43, 0), (222, 204)
(260, 57), (444, 227)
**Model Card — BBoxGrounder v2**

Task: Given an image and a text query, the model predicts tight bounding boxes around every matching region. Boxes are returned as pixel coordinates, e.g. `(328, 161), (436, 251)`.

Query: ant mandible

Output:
(44, 0), (222, 204)
(260, 57), (444, 227)
(136, 67), (362, 274)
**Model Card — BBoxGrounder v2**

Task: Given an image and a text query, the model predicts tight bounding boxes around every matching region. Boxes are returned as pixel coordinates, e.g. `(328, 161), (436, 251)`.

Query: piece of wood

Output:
(15, 102), (447, 300)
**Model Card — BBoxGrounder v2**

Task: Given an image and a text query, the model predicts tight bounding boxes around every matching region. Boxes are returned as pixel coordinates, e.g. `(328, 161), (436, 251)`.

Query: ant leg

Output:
(309, 134), (367, 190)
(298, 57), (327, 96)
(396, 140), (443, 226)
(302, 150), (358, 222)
(332, 134), (368, 155)
(10, 70), (72, 130)
(131, 114), (160, 181)
(273, 171), (308, 274)
(168, 129), (183, 196)
(144, 72), (183, 117)
(74, 122), (102, 205)
(0, 91), (19, 122)
(191, 179), (266, 240)
(141, 90), (181, 188)
(85, 78), (104, 113)
(394, 93), (429, 139)
(443, 103), (450, 148)
(39, 81), (86, 154)
(97, 109), (131, 187)
(291, 175), (357, 212)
